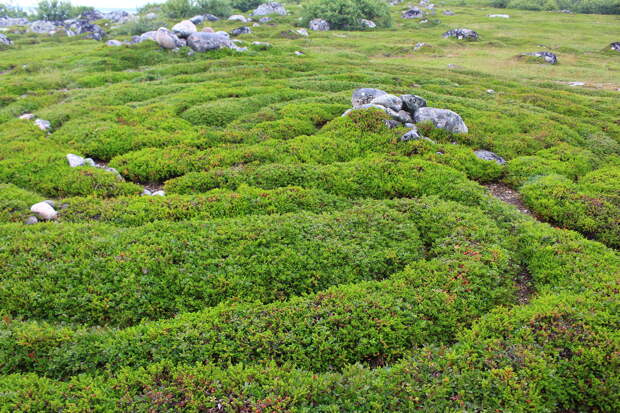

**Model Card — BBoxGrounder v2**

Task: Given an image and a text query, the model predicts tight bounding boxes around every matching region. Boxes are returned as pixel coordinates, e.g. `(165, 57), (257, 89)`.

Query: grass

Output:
(0, 2), (618, 411)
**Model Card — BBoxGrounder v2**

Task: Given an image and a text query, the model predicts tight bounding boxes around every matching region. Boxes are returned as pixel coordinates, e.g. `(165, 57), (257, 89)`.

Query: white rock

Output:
(67, 153), (86, 167)
(34, 119), (51, 131)
(30, 201), (57, 220)
(228, 15), (250, 23)
(19, 113), (35, 120)
(296, 28), (309, 37)
(152, 190), (166, 196)
(488, 14), (510, 18)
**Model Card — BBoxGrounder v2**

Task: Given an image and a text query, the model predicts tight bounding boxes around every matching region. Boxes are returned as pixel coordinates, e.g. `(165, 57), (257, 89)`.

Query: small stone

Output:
(24, 216), (39, 225)
(259, 17), (272, 23)
(384, 119), (401, 129)
(296, 28), (309, 36)
(474, 149), (506, 165)
(568, 82), (584, 87)
(152, 190), (166, 196)
(294, 50), (304, 55)
(443, 10), (455, 16)
(402, 7), (424, 19)
(488, 14), (510, 18)
(30, 201), (57, 220)
(487, 89), (495, 94)
(443, 28), (479, 41)
(142, 189), (152, 196)
(19, 113), (35, 120)
(106, 39), (123, 46)
(521, 51), (557, 64)
(400, 126), (422, 141)
(231, 26), (251, 36)
(360, 19), (376, 29)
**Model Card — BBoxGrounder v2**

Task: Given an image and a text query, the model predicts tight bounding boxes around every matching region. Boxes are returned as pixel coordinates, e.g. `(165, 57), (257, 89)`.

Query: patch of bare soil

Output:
(485, 183), (533, 216)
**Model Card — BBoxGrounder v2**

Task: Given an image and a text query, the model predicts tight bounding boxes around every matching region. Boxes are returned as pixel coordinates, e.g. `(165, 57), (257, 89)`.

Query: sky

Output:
(13, 0), (156, 9)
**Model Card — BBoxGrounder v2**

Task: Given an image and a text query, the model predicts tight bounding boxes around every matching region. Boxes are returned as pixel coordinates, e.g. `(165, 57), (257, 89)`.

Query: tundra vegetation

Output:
(0, 0), (619, 410)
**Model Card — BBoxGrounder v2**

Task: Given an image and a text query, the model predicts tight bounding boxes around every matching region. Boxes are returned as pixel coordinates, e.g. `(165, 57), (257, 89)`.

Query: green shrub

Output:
(302, 0), (392, 30)
(0, 202), (426, 326)
(36, 0), (75, 21)
(196, 0), (233, 17)
(0, 184), (41, 223)
(489, 0), (620, 14)
(165, 156), (488, 207)
(231, 0), (262, 12)
(58, 186), (351, 225)
(0, 198), (515, 376)
(520, 169), (620, 248)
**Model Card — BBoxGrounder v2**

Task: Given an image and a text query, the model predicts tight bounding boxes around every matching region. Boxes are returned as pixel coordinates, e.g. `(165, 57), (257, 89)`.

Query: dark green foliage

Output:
(0, 184), (41, 223)
(231, 0), (262, 12)
(302, 0), (392, 30)
(36, 0), (75, 21)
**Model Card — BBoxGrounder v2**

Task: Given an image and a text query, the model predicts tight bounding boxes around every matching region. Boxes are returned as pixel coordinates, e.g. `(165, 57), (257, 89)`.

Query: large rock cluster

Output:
(343, 88), (469, 140)
(443, 28), (479, 41)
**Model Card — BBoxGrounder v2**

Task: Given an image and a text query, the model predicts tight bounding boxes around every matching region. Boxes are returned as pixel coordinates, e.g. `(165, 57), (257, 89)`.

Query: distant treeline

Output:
(490, 0), (620, 14)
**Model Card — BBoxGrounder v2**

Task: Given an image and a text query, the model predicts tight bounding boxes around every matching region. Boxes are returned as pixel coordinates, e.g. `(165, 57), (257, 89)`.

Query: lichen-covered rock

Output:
(172, 20), (197, 39)
(402, 7), (424, 19)
(443, 28), (479, 41)
(414, 107), (468, 133)
(187, 31), (233, 52)
(400, 126), (423, 141)
(352, 88), (387, 107)
(474, 150), (506, 165)
(309, 18), (330, 31)
(400, 95), (427, 114)
(522, 51), (558, 64)
(251, 2), (287, 16)
(63, 19), (106, 40)
(29, 20), (57, 34)
(370, 94), (403, 111)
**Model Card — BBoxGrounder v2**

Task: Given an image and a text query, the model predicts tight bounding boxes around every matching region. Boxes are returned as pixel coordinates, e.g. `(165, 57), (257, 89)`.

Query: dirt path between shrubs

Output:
(484, 182), (536, 303)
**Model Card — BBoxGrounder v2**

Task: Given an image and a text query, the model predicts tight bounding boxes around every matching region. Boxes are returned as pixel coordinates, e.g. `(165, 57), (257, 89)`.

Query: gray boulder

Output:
(360, 19), (376, 29)
(400, 94), (427, 114)
(352, 88), (387, 106)
(259, 16), (272, 23)
(29, 20), (57, 34)
(0, 33), (12, 47)
(155, 27), (184, 49)
(610, 42), (619, 52)
(24, 216), (39, 225)
(172, 20), (197, 38)
(370, 94), (402, 111)
(309, 18), (330, 31)
(474, 150), (506, 165)
(522, 51), (557, 64)
(187, 31), (233, 52)
(205, 14), (220, 21)
(251, 2), (287, 16)
(228, 15), (250, 23)
(402, 7), (424, 19)
(443, 28), (479, 41)
(395, 110), (413, 124)
(190, 15), (205, 24)
(231, 26), (251, 36)
(67, 154), (86, 167)
(413, 107), (468, 134)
